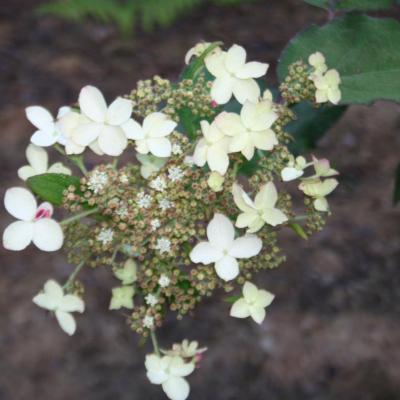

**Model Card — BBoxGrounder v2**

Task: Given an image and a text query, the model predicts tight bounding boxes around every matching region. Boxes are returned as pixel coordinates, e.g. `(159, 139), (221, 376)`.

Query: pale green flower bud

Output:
(207, 172), (224, 192)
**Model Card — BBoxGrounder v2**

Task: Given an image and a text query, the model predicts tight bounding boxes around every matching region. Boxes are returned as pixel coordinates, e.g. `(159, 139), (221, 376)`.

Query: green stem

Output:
(63, 260), (85, 290)
(54, 144), (88, 175)
(288, 215), (308, 223)
(60, 207), (99, 226)
(150, 329), (161, 357)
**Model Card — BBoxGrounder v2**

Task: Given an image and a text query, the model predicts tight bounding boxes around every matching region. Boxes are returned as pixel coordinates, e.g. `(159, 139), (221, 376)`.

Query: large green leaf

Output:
(278, 14), (400, 104)
(394, 162), (400, 205)
(303, 0), (395, 10)
(27, 173), (81, 206)
(286, 102), (347, 154)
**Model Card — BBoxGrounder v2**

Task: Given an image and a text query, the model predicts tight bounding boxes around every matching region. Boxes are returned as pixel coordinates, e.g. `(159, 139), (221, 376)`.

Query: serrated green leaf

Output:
(288, 222), (308, 240)
(27, 173), (81, 206)
(393, 162), (400, 205)
(278, 14), (400, 104)
(286, 102), (347, 154)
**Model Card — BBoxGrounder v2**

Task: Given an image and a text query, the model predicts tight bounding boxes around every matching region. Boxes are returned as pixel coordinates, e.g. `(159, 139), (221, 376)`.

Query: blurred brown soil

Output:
(1, 1), (400, 399)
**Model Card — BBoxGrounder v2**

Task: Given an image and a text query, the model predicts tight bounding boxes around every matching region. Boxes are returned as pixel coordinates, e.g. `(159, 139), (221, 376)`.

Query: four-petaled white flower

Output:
(168, 166), (184, 182)
(159, 198), (173, 211)
(137, 192), (153, 209)
(150, 176), (167, 192)
(109, 286), (134, 310)
(26, 105), (70, 147)
(145, 293), (159, 307)
(145, 354), (195, 400)
(309, 155), (339, 179)
(216, 100), (278, 160)
(299, 178), (338, 212)
(71, 85), (136, 156)
(3, 187), (64, 252)
(312, 69), (341, 105)
(205, 44), (268, 104)
(137, 154), (168, 179)
(232, 182), (288, 233)
(190, 213), (262, 281)
(230, 281), (274, 324)
(193, 120), (230, 175)
(156, 237), (171, 254)
(33, 279), (84, 335)
(127, 112), (177, 157)
(18, 144), (71, 181)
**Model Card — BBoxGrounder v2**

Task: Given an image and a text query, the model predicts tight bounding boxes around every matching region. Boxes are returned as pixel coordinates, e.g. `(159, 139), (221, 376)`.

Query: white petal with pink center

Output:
(3, 187), (64, 252)
(190, 213), (262, 282)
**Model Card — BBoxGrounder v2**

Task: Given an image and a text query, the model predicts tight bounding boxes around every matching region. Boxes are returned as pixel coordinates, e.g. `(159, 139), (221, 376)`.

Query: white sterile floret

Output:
(158, 274), (171, 288)
(113, 259), (137, 285)
(299, 178), (338, 212)
(232, 182), (288, 233)
(71, 85), (138, 156)
(3, 187), (64, 252)
(109, 286), (134, 310)
(145, 294), (159, 307)
(88, 170), (109, 194)
(205, 44), (268, 104)
(167, 166), (184, 182)
(159, 198), (173, 211)
(18, 144), (71, 181)
(150, 176), (167, 192)
(281, 155), (308, 182)
(137, 192), (152, 209)
(312, 69), (341, 105)
(215, 99), (278, 161)
(143, 315), (155, 329)
(156, 237), (171, 254)
(162, 340), (207, 359)
(308, 51), (327, 75)
(145, 354), (195, 400)
(137, 154), (168, 179)
(26, 105), (70, 147)
(33, 279), (84, 335)
(127, 112), (177, 157)
(190, 213), (262, 282)
(151, 219), (161, 231)
(230, 281), (274, 324)
(193, 120), (230, 175)
(97, 228), (114, 245)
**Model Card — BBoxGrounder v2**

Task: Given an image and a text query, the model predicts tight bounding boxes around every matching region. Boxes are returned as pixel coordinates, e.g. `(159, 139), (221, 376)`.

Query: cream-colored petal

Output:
(4, 187), (37, 221)
(230, 298), (250, 318)
(2, 221), (34, 251)
(262, 208), (288, 227)
(254, 182), (278, 209)
(236, 61), (269, 79)
(147, 137), (172, 158)
(25, 106), (54, 133)
(214, 112), (244, 137)
(232, 78), (260, 104)
(162, 376), (190, 400)
(72, 122), (103, 146)
(207, 144), (229, 175)
(205, 51), (227, 78)
(249, 305), (266, 324)
(214, 255), (239, 282)
(121, 118), (144, 140)
(211, 76), (234, 105)
(26, 144), (48, 173)
(98, 125), (128, 156)
(229, 235), (262, 259)
(189, 242), (223, 264)
(207, 213), (235, 249)
(106, 97), (132, 126)
(78, 85), (107, 123)
(33, 218), (64, 252)
(17, 166), (37, 181)
(242, 281), (258, 302)
(55, 310), (77, 335)
(48, 162), (72, 175)
(225, 44), (246, 74)
(252, 129), (278, 151)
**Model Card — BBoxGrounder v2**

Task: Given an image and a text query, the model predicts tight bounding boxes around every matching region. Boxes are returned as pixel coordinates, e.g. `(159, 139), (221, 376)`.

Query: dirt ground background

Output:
(1, 1), (400, 399)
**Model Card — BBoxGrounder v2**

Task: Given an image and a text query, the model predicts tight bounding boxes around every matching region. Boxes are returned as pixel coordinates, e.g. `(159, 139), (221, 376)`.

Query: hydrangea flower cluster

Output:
(3, 43), (340, 400)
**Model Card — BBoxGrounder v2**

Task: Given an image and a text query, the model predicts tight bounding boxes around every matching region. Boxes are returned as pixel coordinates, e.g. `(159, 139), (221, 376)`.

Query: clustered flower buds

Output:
(2, 42), (340, 400)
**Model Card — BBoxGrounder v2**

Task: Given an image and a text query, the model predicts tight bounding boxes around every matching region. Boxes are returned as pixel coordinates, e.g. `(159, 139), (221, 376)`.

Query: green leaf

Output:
(337, 0), (395, 10)
(303, 0), (329, 8)
(181, 42), (222, 81)
(223, 295), (241, 304)
(288, 222), (308, 240)
(27, 173), (81, 206)
(286, 102), (347, 154)
(278, 14), (400, 104)
(393, 162), (400, 205)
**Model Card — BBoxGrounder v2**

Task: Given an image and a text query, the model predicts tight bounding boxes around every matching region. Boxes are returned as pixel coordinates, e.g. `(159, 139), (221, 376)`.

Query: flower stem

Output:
(54, 144), (88, 175)
(150, 329), (161, 357)
(60, 207), (99, 226)
(63, 260), (85, 290)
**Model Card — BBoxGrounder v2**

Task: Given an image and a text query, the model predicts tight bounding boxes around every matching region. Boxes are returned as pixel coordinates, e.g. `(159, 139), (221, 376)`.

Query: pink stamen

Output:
(35, 208), (51, 220)
(210, 100), (218, 108)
